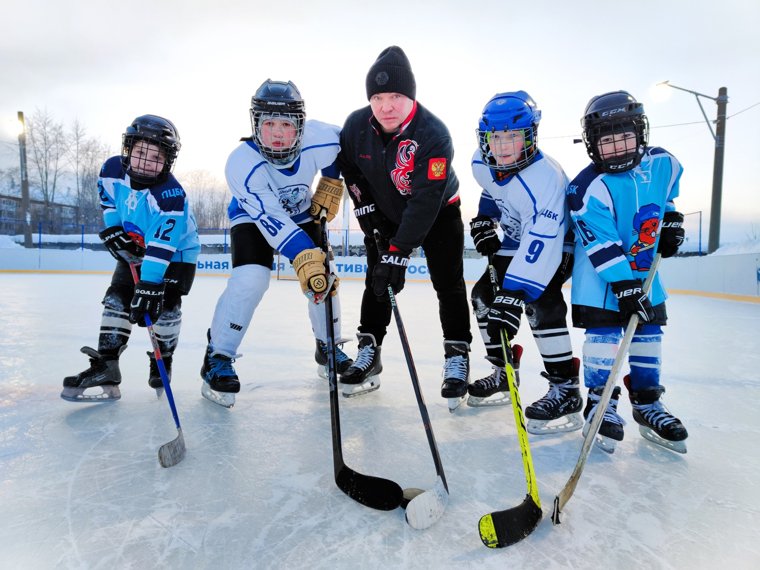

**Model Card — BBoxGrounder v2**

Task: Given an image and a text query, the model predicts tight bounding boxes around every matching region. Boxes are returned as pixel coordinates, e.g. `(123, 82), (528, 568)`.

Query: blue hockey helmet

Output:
(250, 79), (306, 167)
(121, 115), (181, 185)
(477, 91), (541, 173)
(581, 90), (649, 173)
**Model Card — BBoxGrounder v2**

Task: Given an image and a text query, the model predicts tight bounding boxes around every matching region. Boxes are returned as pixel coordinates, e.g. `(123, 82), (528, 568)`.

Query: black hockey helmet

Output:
(121, 114), (181, 184)
(250, 79), (306, 167)
(581, 90), (648, 173)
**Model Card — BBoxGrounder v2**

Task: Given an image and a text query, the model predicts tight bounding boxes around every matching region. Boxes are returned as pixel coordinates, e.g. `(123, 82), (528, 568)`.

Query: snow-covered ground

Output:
(1, 273), (759, 569)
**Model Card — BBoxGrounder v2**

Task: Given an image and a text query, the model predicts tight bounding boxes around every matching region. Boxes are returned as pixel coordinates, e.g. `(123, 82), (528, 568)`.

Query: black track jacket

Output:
(338, 102), (460, 253)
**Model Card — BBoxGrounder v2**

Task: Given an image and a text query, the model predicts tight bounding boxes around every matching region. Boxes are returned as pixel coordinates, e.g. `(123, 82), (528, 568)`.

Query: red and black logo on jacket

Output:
(391, 139), (418, 195)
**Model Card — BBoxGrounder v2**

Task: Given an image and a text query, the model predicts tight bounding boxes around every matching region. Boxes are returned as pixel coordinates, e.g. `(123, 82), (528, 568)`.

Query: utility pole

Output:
(18, 111), (32, 248)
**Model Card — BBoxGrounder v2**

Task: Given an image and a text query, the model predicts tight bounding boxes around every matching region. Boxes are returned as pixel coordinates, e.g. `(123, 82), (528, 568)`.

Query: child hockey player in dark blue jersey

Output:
(62, 115), (200, 402)
(567, 91), (688, 453)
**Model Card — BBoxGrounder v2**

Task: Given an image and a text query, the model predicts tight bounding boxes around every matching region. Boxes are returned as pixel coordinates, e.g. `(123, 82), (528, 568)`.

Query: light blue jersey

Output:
(567, 147), (682, 310)
(98, 156), (200, 284)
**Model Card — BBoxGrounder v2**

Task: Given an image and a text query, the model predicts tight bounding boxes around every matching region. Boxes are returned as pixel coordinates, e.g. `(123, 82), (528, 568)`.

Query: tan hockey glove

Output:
(293, 248), (329, 297)
(309, 177), (344, 222)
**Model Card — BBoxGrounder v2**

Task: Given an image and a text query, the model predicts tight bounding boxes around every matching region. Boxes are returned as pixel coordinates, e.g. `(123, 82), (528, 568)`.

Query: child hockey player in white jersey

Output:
(567, 90), (688, 453)
(200, 79), (349, 408)
(469, 91), (582, 434)
(62, 115), (200, 402)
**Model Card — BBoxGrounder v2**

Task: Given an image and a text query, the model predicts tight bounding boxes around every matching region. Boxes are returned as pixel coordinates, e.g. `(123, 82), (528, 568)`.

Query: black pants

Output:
(359, 202), (472, 346)
(230, 221), (321, 268)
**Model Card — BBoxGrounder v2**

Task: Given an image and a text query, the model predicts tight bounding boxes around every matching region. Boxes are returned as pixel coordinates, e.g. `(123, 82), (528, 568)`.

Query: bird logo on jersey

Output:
(391, 139), (418, 195)
(629, 203), (661, 270)
(277, 184), (309, 216)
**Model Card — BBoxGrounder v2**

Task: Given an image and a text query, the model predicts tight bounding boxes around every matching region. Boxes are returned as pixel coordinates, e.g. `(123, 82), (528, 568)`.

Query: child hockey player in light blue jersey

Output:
(200, 79), (350, 408)
(469, 91), (582, 434)
(567, 90), (688, 453)
(62, 115), (200, 402)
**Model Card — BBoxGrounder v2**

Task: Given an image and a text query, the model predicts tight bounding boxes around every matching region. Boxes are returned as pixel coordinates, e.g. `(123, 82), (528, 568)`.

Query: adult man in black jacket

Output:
(337, 45), (472, 406)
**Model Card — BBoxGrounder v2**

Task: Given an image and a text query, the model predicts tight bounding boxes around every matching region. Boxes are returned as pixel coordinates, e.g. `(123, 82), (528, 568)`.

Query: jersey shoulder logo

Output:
(428, 158), (447, 180)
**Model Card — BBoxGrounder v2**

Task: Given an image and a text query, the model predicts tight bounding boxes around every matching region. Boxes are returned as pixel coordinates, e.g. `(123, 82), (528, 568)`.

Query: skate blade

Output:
(467, 393), (510, 408)
(153, 387), (164, 399)
(341, 376), (380, 398)
(448, 395), (467, 413)
(60, 385), (121, 403)
(638, 426), (687, 454)
(201, 383), (236, 408)
(526, 413), (583, 435)
(582, 421), (619, 454)
(404, 477), (449, 530)
(317, 364), (328, 380)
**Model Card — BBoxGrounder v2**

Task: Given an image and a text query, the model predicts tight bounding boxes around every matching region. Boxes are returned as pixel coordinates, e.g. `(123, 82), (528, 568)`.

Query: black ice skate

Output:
(148, 351), (172, 398)
(61, 346), (122, 402)
(625, 378), (688, 454)
(339, 333), (382, 397)
(525, 358), (583, 435)
(440, 341), (470, 412)
(315, 339), (354, 379)
(583, 385), (625, 454)
(200, 337), (241, 408)
(467, 344), (522, 408)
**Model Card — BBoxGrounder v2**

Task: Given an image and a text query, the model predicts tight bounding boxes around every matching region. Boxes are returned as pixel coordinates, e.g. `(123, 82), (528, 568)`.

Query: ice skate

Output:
(315, 339), (354, 379)
(525, 358), (583, 435)
(582, 386), (625, 453)
(61, 346), (122, 402)
(200, 342), (240, 409)
(147, 351), (172, 398)
(340, 333), (381, 397)
(467, 345), (521, 408)
(625, 379), (688, 454)
(440, 341), (470, 412)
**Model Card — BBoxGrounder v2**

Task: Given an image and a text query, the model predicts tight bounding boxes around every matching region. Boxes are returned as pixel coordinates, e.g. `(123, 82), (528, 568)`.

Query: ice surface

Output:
(1, 273), (759, 568)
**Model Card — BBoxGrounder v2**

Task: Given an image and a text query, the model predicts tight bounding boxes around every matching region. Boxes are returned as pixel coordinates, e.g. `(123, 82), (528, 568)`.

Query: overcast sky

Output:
(1, 0), (758, 245)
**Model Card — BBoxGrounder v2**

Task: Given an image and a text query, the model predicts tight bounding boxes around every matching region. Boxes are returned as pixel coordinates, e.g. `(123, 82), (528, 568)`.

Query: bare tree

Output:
(68, 120), (110, 227)
(26, 109), (68, 216)
(181, 169), (229, 230)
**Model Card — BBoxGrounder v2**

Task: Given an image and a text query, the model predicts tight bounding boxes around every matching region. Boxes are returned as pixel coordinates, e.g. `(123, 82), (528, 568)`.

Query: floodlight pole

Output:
(17, 111), (32, 248)
(657, 81), (728, 254)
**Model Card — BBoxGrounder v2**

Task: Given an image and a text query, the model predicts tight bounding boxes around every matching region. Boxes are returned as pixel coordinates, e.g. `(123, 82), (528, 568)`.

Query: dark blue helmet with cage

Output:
(250, 79), (306, 167)
(121, 115), (181, 185)
(581, 90), (649, 173)
(477, 91), (541, 173)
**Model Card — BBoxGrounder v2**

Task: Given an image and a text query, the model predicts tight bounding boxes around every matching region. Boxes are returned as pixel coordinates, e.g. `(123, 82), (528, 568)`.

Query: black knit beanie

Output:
(365, 46), (416, 100)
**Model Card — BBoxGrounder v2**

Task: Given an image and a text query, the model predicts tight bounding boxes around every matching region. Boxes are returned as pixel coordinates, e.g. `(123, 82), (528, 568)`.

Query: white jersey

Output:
(471, 150), (572, 302)
(225, 119), (341, 260)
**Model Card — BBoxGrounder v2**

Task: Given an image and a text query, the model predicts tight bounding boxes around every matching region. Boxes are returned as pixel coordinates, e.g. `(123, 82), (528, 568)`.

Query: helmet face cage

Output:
(476, 91), (541, 174)
(581, 91), (649, 173)
(121, 115), (181, 185)
(250, 79), (305, 167)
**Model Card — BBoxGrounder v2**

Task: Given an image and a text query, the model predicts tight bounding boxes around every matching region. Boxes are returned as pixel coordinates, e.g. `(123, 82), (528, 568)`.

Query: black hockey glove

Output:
(372, 247), (410, 297)
(99, 225), (145, 264)
(354, 201), (395, 239)
(470, 215), (501, 256)
(129, 280), (165, 326)
(611, 279), (655, 322)
(486, 289), (525, 340)
(658, 211), (685, 258)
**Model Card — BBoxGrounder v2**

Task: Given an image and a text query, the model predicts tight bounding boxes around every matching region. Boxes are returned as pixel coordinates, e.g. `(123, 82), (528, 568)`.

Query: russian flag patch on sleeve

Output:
(427, 158), (447, 180)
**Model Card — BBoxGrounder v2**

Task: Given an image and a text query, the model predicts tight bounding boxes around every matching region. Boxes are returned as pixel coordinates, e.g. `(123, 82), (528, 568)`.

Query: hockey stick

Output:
(552, 253), (662, 524)
(478, 258), (542, 548)
(374, 232), (449, 529)
(128, 263), (186, 468)
(319, 212), (404, 511)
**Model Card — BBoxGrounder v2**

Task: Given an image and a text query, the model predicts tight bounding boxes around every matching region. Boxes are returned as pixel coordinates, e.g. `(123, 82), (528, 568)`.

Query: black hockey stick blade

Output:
(158, 427), (186, 468)
(336, 465), (404, 511)
(478, 494), (542, 548)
